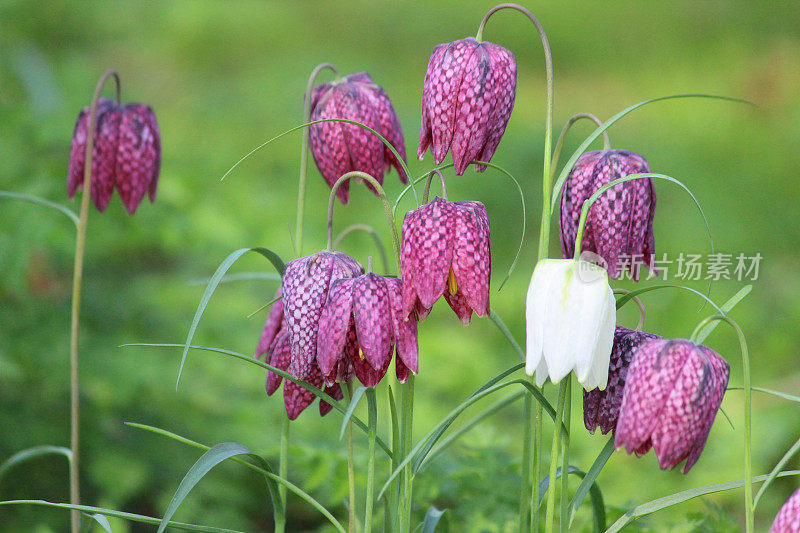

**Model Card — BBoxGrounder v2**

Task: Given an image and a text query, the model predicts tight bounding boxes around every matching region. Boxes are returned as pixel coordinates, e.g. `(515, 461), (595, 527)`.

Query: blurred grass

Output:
(1, 1), (799, 531)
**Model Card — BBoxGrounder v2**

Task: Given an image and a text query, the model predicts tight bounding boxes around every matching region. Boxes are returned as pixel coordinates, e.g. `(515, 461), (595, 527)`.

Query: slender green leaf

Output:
(694, 285), (752, 343)
(84, 512), (112, 533)
(0, 191), (79, 227)
(0, 445), (72, 482)
(489, 310), (524, 361)
(189, 272), (282, 286)
(752, 386), (800, 403)
(177, 247), (284, 387)
(340, 385), (367, 440)
(420, 506), (447, 533)
(0, 500), (240, 532)
(538, 466), (606, 532)
(124, 343), (392, 458)
(570, 437), (614, 526)
(754, 435), (800, 507)
(615, 284), (724, 315)
(605, 470), (800, 533)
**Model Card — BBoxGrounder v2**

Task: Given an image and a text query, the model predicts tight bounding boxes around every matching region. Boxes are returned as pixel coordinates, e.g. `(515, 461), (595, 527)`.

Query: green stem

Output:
(347, 408), (357, 533)
(69, 68), (120, 533)
(559, 380), (571, 533)
(519, 395), (532, 532)
(422, 169), (448, 203)
(296, 62), (338, 257)
(545, 379), (568, 533)
(530, 403), (542, 531)
(613, 288), (646, 330)
(275, 417), (289, 533)
(326, 171), (401, 274)
(364, 389), (378, 533)
(400, 374), (415, 531)
(333, 224), (390, 274)
(690, 315), (753, 531)
(550, 113), (610, 183)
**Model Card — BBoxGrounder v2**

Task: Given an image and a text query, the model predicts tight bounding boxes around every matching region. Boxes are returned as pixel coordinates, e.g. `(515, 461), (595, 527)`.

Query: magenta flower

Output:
(560, 150), (655, 280)
(615, 338), (730, 473)
(281, 250), (363, 380)
(401, 197), (491, 324)
(317, 274), (418, 387)
(583, 327), (660, 435)
(418, 38), (516, 175)
(68, 98), (161, 214)
(309, 71), (407, 204)
(770, 487), (800, 532)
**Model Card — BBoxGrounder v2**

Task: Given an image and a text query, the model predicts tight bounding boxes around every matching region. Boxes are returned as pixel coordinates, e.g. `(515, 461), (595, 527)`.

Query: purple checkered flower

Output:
(583, 327), (661, 435)
(309, 71), (407, 204)
(615, 338), (730, 473)
(418, 38), (516, 175)
(68, 98), (161, 214)
(770, 487), (800, 532)
(560, 150), (655, 280)
(400, 196), (491, 324)
(281, 250), (363, 380)
(317, 274), (418, 388)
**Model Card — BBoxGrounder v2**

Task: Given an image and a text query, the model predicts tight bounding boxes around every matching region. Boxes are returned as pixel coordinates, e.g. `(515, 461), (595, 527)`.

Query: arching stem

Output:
(613, 288), (646, 330)
(296, 62), (339, 256)
(326, 171), (401, 274)
(478, 5), (554, 531)
(333, 224), (390, 274)
(550, 113), (611, 182)
(422, 168), (448, 203)
(690, 315), (752, 532)
(69, 68), (120, 533)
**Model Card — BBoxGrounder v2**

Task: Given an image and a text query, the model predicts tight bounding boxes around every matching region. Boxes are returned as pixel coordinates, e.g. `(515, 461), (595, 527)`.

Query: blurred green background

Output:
(1, 1), (799, 531)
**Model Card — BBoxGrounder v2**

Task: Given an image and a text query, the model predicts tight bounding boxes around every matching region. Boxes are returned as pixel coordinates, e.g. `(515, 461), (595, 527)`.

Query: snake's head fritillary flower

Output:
(317, 274), (418, 388)
(401, 197), (491, 324)
(282, 251), (363, 380)
(583, 327), (660, 435)
(309, 71), (407, 204)
(68, 99), (161, 214)
(418, 38), (516, 175)
(525, 259), (616, 390)
(255, 287), (284, 361)
(770, 487), (800, 532)
(614, 338), (730, 473)
(560, 150), (655, 280)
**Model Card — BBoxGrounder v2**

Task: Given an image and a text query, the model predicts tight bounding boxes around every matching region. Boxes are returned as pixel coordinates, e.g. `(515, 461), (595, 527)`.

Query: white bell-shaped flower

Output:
(525, 258), (616, 389)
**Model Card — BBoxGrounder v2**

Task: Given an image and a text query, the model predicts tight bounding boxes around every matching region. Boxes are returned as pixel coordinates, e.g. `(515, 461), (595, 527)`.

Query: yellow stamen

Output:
(447, 267), (458, 295)
(358, 347), (365, 360)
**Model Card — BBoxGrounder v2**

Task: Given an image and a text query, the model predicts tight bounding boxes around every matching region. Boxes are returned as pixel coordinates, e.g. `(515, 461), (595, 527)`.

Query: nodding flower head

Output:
(281, 250), (363, 380)
(317, 274), (418, 388)
(614, 338), (730, 473)
(583, 327), (661, 435)
(68, 98), (161, 214)
(418, 38), (516, 175)
(770, 487), (800, 533)
(309, 71), (407, 204)
(560, 150), (655, 280)
(400, 196), (491, 324)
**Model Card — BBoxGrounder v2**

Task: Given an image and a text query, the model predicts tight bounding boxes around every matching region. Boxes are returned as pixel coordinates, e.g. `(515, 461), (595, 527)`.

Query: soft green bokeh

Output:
(1, 1), (799, 531)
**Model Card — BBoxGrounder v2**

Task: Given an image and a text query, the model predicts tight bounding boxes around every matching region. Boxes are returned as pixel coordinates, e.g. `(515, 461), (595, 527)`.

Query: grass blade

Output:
(0, 191), (79, 227)
(85, 512), (112, 532)
(615, 284), (724, 315)
(754, 436), (800, 508)
(420, 505), (447, 533)
(694, 284), (752, 343)
(569, 437), (614, 526)
(0, 445), (72, 482)
(340, 385), (367, 440)
(538, 466), (606, 532)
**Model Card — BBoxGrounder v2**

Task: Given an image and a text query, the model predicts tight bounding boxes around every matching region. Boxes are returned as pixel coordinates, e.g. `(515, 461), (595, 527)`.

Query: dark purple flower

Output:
(68, 98), (161, 214)
(418, 38), (516, 175)
(583, 327), (660, 435)
(309, 71), (407, 204)
(770, 487), (800, 532)
(614, 338), (730, 473)
(560, 150), (655, 280)
(401, 196), (491, 324)
(281, 250), (363, 380)
(317, 274), (418, 388)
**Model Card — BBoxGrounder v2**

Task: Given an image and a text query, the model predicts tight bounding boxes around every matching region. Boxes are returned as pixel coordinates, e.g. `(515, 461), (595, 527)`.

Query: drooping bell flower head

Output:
(400, 196), (491, 324)
(525, 259), (616, 390)
(583, 327), (661, 435)
(418, 38), (516, 175)
(309, 71), (408, 204)
(770, 487), (800, 532)
(281, 250), (363, 381)
(68, 98), (161, 214)
(560, 150), (655, 280)
(255, 293), (345, 420)
(614, 338), (730, 473)
(318, 274), (418, 388)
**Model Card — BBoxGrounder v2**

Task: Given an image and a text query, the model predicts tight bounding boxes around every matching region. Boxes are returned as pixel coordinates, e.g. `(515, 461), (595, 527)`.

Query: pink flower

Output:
(770, 487), (800, 532)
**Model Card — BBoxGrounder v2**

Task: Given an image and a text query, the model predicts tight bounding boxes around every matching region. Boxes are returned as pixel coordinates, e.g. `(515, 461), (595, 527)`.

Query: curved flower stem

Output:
(545, 378), (569, 533)
(275, 417), (289, 533)
(364, 388), (378, 533)
(333, 224), (390, 275)
(422, 169), (448, 203)
(550, 113), (610, 182)
(399, 375), (416, 531)
(69, 68), (120, 533)
(326, 171), (401, 274)
(613, 288), (646, 330)
(559, 382), (571, 533)
(690, 315), (753, 532)
(296, 62), (338, 257)
(346, 384), (357, 533)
